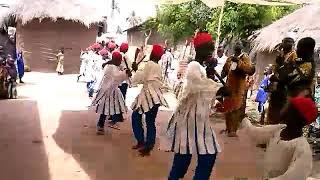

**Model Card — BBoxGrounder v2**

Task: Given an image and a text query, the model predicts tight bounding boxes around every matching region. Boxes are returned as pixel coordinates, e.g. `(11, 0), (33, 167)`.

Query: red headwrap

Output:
(92, 43), (102, 50)
(289, 96), (318, 125)
(108, 42), (116, 50)
(193, 32), (213, 49)
(120, 43), (129, 53)
(151, 44), (164, 59)
(99, 48), (108, 56)
(112, 51), (122, 62)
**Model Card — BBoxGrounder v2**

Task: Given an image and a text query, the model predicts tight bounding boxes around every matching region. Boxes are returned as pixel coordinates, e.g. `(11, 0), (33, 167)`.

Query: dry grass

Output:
(0, 0), (107, 28)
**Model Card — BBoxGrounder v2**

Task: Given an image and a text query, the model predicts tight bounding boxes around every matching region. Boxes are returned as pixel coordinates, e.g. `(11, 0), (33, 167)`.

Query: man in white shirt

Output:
(160, 48), (174, 87)
(215, 46), (227, 78)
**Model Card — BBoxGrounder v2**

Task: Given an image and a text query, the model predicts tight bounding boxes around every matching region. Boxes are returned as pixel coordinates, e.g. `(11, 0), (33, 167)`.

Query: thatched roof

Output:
(0, 0), (108, 28)
(251, 3), (320, 53)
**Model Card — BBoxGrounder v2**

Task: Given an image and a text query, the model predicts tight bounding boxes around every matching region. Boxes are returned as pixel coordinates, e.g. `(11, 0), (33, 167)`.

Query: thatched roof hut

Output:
(250, 3), (320, 89)
(0, 0), (107, 73)
(252, 3), (320, 53)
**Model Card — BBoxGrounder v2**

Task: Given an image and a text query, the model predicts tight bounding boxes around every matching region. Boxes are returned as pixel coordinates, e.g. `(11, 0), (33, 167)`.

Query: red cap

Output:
(108, 42), (116, 50)
(120, 43), (129, 52)
(193, 32), (213, 49)
(99, 48), (108, 56)
(112, 51), (122, 62)
(92, 43), (102, 50)
(151, 44), (164, 59)
(289, 96), (318, 125)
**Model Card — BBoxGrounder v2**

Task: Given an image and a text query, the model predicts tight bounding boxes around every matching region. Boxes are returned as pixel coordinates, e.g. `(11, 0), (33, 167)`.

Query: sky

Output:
(117, 0), (157, 20)
(102, 0), (158, 31)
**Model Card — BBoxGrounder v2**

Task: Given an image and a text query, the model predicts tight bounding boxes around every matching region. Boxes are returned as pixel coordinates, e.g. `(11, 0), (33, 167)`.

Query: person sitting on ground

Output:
(242, 96), (317, 180)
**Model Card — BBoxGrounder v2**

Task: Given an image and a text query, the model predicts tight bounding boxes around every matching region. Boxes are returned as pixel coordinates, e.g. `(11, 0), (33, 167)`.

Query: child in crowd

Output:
(255, 66), (272, 124)
(56, 48), (64, 75)
(5, 55), (17, 99)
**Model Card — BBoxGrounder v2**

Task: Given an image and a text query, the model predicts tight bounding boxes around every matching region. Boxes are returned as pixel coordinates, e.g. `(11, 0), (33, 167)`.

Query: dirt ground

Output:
(0, 72), (318, 180)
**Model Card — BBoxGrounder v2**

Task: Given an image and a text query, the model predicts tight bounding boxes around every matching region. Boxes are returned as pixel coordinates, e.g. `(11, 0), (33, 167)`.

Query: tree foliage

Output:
(141, 0), (212, 45)
(207, 2), (298, 40)
(141, 1), (298, 45)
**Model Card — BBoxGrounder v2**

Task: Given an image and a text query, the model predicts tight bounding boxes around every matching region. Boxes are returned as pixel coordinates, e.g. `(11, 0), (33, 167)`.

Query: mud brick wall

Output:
(16, 18), (97, 74)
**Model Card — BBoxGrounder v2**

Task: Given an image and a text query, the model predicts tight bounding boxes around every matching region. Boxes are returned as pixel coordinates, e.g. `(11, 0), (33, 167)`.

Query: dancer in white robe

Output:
(131, 44), (169, 156)
(162, 61), (221, 180)
(91, 51), (131, 133)
(119, 42), (132, 101)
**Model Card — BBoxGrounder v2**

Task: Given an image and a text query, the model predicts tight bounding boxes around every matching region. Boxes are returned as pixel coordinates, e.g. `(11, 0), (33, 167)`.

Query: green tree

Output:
(141, 1), (298, 45)
(141, 0), (212, 46)
(206, 2), (298, 40)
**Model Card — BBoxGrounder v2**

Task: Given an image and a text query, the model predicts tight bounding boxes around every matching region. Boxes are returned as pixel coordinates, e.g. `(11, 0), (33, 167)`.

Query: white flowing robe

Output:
(93, 55), (106, 91)
(83, 51), (96, 83)
(242, 118), (313, 180)
(79, 52), (89, 75)
(160, 51), (174, 87)
(161, 61), (221, 155)
(56, 52), (64, 73)
(91, 64), (128, 116)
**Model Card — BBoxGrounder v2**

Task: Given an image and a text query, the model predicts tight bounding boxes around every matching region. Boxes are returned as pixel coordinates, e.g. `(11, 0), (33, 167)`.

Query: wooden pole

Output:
(214, 0), (225, 57)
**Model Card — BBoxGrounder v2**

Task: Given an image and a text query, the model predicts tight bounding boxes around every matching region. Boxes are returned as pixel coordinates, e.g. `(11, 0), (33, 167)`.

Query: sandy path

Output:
(0, 72), (270, 180)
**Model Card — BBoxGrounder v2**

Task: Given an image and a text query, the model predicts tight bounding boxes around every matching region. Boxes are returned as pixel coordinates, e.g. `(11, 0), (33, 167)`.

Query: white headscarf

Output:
(285, 31), (297, 42)
(179, 61), (217, 103)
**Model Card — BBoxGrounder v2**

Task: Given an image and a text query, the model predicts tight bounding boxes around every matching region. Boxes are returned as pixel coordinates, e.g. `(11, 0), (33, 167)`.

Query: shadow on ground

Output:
(53, 110), (174, 180)
(53, 109), (265, 180)
(0, 100), (50, 180)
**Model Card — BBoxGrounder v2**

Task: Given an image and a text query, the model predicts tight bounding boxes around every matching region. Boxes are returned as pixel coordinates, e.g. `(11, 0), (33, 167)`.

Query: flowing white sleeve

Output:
(241, 118), (286, 145)
(270, 140), (313, 180)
